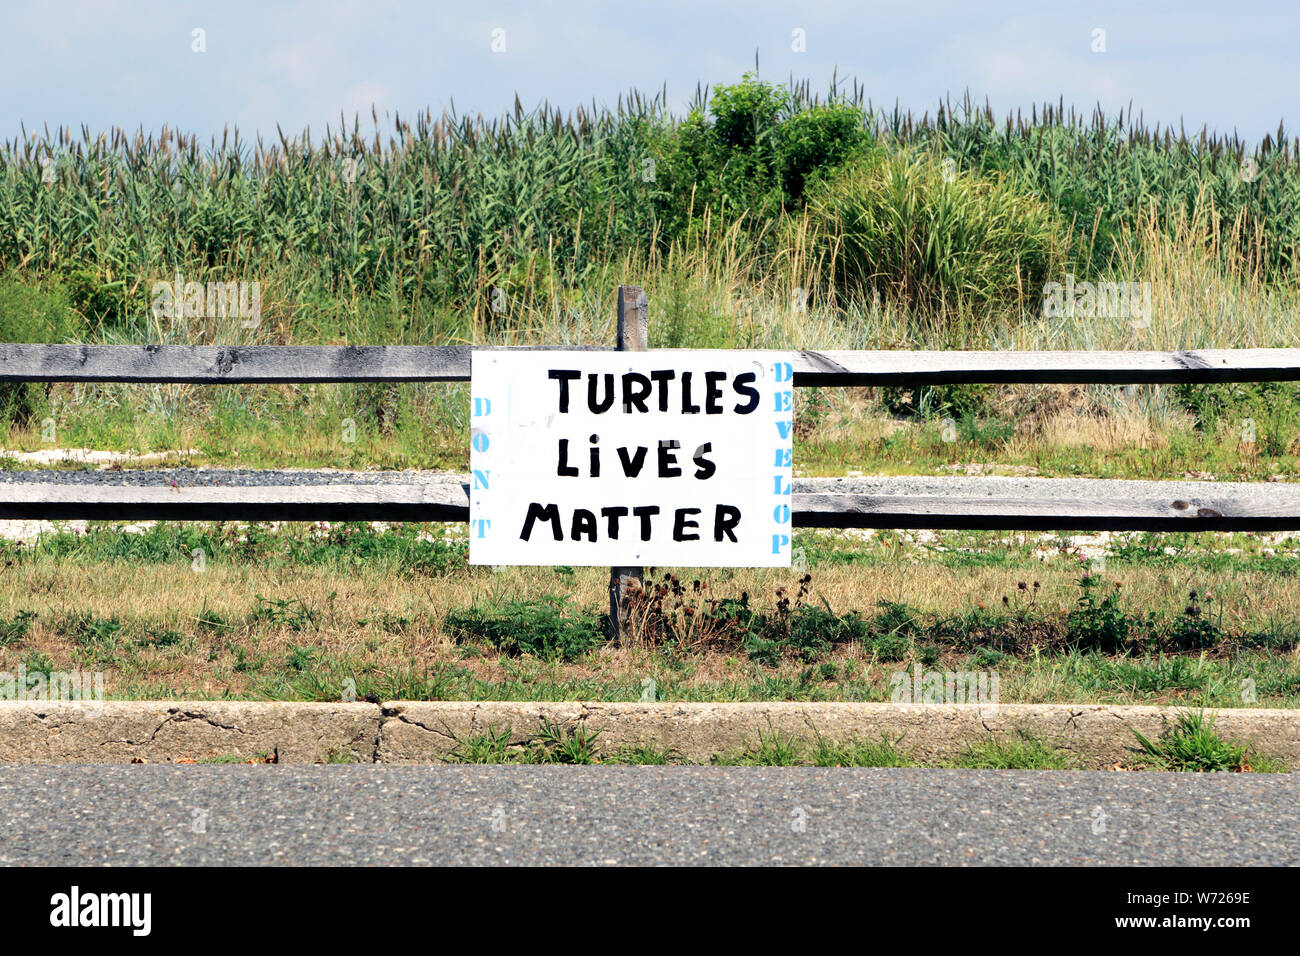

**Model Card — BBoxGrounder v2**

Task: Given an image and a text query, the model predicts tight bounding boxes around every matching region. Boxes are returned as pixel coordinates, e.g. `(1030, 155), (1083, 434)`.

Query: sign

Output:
(470, 350), (795, 567)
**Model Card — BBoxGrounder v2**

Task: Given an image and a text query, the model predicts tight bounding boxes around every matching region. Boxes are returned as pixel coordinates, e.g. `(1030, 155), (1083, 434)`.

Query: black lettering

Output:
(705, 371), (727, 414)
(732, 373), (760, 414)
(713, 504), (741, 542)
(589, 434), (600, 477)
(692, 442), (716, 480)
(657, 440), (681, 478)
(548, 370), (580, 413)
(601, 506), (628, 539)
(520, 503), (563, 541)
(632, 505), (660, 541)
(556, 439), (578, 477)
(617, 445), (648, 477)
(571, 509), (597, 542)
(673, 507), (701, 542)
(650, 370), (675, 411)
(680, 371), (700, 414)
(621, 372), (652, 413)
(589, 373), (615, 413)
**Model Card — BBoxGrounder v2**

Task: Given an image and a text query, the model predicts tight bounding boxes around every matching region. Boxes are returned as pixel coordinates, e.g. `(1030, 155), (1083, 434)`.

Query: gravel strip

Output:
(0, 468), (1293, 504)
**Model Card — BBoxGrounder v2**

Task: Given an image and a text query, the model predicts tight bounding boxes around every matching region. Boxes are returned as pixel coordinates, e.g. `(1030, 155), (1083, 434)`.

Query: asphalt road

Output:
(1, 766), (1295, 865)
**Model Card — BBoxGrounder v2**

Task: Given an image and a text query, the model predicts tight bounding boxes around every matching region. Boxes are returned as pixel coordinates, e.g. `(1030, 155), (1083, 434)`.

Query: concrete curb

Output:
(0, 701), (1297, 767)
(0, 701), (380, 765)
(379, 702), (1300, 767)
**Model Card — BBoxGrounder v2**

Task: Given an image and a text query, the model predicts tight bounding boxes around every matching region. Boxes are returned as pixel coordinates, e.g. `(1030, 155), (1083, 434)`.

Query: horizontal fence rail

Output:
(5, 480), (1300, 532)
(5, 344), (1300, 386)
(5, 321), (1299, 537)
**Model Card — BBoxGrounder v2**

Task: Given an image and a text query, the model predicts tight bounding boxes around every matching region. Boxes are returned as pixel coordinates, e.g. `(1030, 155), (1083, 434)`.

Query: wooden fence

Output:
(3, 284), (1299, 534)
(7, 283), (1299, 637)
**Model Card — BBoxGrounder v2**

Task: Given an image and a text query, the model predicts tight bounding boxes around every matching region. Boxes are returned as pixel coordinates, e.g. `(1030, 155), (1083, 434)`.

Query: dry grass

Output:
(4, 537), (1300, 701)
(1008, 402), (1172, 452)
(12, 553), (1300, 635)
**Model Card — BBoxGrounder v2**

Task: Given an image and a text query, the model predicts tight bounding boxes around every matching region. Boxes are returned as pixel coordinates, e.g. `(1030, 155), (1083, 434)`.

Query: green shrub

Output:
(1174, 381), (1300, 456)
(807, 150), (1059, 316)
(783, 605), (869, 660)
(880, 382), (993, 420)
(443, 597), (606, 661)
(653, 76), (870, 241)
(62, 265), (131, 329)
(672, 74), (785, 225)
(777, 102), (872, 201)
(710, 73), (784, 151)
(0, 276), (80, 427)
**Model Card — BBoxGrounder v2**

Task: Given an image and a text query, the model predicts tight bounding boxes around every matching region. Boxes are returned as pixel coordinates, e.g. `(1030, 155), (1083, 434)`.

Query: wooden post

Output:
(609, 285), (648, 644)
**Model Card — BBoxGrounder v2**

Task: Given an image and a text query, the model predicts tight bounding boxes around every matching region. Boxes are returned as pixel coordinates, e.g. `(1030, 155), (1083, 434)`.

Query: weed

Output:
(61, 613), (123, 650)
(1131, 710), (1262, 772)
(20, 650), (54, 677)
(1163, 590), (1225, 650)
(725, 727), (803, 766)
(813, 734), (913, 767)
(250, 596), (319, 631)
(0, 610), (36, 647)
(610, 745), (675, 765)
(953, 734), (1074, 770)
(448, 728), (516, 764)
(443, 598), (605, 662)
(1066, 573), (1137, 652)
(529, 719), (602, 764)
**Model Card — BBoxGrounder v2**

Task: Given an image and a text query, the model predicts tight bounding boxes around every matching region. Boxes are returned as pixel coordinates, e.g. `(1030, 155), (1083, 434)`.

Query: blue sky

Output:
(1, 1), (1294, 144)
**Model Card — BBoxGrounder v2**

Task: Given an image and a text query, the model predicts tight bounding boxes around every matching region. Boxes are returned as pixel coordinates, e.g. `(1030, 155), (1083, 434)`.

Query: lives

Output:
(557, 435), (716, 479)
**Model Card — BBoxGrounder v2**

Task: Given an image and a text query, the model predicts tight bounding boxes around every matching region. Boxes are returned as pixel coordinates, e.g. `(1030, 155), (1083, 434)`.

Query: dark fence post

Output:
(609, 284), (648, 644)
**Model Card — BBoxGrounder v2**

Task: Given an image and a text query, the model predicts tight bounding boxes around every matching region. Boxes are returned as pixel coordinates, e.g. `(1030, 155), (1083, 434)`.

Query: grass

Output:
(145, 721), (1286, 770)
(424, 722), (1283, 770)
(1130, 710), (1288, 772)
(445, 721), (603, 765)
(3, 79), (1300, 730)
(193, 751), (277, 765)
(953, 734), (1075, 770)
(714, 728), (1075, 768)
(807, 147), (1058, 313)
(2, 520), (1300, 708)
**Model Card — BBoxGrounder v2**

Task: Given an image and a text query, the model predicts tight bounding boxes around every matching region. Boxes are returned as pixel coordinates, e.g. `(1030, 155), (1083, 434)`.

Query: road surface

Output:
(0, 766), (1295, 865)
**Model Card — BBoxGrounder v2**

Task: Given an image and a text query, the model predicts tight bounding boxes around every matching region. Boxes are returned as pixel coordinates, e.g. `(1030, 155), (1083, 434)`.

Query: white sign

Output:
(470, 350), (795, 567)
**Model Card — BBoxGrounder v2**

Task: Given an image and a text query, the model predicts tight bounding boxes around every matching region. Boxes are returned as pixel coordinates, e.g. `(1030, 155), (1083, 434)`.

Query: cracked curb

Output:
(0, 701), (380, 764)
(0, 702), (1296, 767)
(377, 702), (1300, 767)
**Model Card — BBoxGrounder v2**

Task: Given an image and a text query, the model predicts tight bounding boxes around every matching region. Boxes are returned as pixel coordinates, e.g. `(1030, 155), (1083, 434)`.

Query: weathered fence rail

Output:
(5, 343), (1300, 386)
(7, 284), (1298, 640)
(3, 284), (1298, 541)
(5, 480), (1300, 532)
